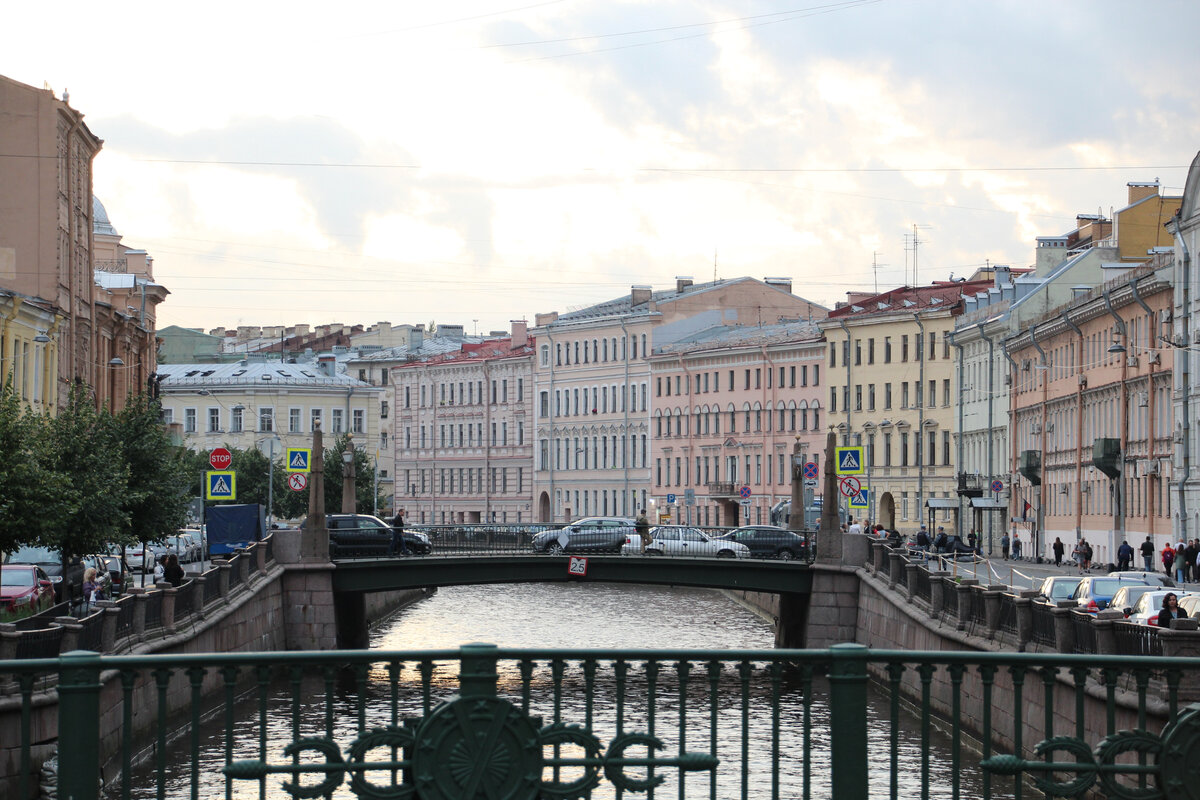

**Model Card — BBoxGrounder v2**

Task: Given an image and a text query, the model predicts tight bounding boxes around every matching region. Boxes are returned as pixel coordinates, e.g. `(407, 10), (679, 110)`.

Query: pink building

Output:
(648, 322), (825, 527)
(1007, 256), (1174, 564)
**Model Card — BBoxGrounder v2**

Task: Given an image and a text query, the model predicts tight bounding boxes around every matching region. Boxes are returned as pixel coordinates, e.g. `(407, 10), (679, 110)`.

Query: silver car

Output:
(623, 526), (751, 559)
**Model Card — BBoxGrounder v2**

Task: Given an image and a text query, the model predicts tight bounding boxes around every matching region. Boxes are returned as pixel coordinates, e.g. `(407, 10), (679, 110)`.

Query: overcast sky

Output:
(6, 1), (1198, 334)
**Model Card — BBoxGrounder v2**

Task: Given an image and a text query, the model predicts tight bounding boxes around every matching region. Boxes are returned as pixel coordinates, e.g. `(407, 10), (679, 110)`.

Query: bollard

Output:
(97, 600), (120, 652)
(929, 572), (950, 618)
(159, 584), (178, 633)
(955, 580), (979, 632)
(129, 587), (148, 643)
(1014, 591), (1037, 651)
(888, 551), (905, 589)
(905, 563), (920, 599)
(218, 561), (232, 602)
(1159, 620), (1200, 701)
(1051, 602), (1078, 654)
(192, 575), (208, 618)
(1092, 610), (1124, 655)
(54, 616), (83, 653)
(982, 589), (1003, 639)
(458, 642), (499, 699)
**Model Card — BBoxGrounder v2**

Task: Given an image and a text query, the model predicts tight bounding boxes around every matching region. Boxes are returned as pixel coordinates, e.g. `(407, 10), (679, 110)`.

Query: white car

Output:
(1127, 590), (1197, 626)
(623, 526), (751, 559)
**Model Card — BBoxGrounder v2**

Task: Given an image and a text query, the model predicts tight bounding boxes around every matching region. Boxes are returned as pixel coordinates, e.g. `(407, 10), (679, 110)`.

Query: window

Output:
(868, 384), (875, 411)
(331, 408), (343, 433)
(901, 335), (908, 362)
(540, 345), (549, 366)
(230, 406), (242, 433)
(855, 339), (861, 366)
(885, 383), (892, 409)
(259, 407), (274, 433)
(884, 336), (892, 363)
(943, 431), (951, 465)
(353, 409), (365, 434)
(868, 339), (875, 364)
(310, 409), (322, 432)
(502, 379), (508, 403)
(943, 379), (951, 407)
(380, 401), (389, 419)
(207, 408), (220, 433)
(289, 408), (302, 433)
(184, 408), (197, 433)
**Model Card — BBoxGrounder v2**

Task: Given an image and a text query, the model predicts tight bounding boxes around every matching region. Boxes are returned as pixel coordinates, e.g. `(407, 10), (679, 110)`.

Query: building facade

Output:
(1170, 151), (1200, 544)
(531, 276), (827, 523)
(390, 325), (535, 524)
(1006, 257), (1174, 564)
(648, 322), (825, 527)
(821, 281), (992, 534)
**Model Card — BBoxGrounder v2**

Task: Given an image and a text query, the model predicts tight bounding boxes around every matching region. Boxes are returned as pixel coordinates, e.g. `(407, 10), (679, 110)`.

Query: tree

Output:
(322, 435), (383, 516)
(43, 383), (130, 562)
(0, 384), (71, 555)
(116, 394), (191, 545)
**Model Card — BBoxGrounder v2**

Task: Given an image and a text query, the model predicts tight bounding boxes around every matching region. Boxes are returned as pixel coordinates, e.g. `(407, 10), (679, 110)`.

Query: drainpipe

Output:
(979, 325), (998, 555)
(1060, 311), (1085, 542)
(1001, 340), (1019, 532)
(1029, 325), (1048, 558)
(1104, 287), (1129, 558)
(914, 313), (926, 529)
(949, 329), (965, 539)
(1168, 214), (1191, 544)
(1129, 277), (1159, 541)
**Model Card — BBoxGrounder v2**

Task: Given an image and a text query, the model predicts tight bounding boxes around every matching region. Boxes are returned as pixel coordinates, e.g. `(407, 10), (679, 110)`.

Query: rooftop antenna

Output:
(904, 224), (932, 285)
(713, 247), (718, 283)
(871, 251), (888, 294)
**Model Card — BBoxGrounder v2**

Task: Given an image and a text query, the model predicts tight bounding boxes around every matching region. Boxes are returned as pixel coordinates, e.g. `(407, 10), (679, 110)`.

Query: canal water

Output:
(122, 583), (1017, 799)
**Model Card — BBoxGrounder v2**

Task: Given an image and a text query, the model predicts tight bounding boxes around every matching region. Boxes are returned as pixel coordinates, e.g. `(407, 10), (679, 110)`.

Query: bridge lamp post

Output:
(342, 435), (357, 514)
(789, 435), (805, 532)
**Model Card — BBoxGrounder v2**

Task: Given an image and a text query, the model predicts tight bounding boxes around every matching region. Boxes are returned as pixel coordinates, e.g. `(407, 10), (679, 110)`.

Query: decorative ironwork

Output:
(224, 693), (717, 799)
(983, 702), (1200, 799)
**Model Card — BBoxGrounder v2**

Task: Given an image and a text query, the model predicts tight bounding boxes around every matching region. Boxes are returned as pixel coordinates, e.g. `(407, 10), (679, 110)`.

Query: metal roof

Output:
(157, 361), (372, 389)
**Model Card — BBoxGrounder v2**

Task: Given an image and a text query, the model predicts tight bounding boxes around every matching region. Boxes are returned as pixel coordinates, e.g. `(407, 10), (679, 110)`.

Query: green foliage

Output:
(322, 434), (383, 516)
(116, 394), (191, 545)
(0, 383), (71, 555)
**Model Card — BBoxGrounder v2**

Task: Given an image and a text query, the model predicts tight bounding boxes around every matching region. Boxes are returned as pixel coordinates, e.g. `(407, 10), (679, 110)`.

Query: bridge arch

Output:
(878, 492), (897, 530)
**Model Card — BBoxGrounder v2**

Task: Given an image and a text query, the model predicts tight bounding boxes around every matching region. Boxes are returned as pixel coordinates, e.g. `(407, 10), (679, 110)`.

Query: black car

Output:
(715, 526), (809, 561)
(531, 517), (635, 554)
(303, 514), (432, 557)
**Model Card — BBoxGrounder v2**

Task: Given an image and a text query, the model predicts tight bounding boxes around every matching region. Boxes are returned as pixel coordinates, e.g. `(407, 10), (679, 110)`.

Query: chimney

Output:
(993, 265), (1010, 288)
(535, 311), (558, 326)
(676, 276), (693, 293)
(440, 324), (465, 341)
(1128, 181), (1159, 205)
(317, 354), (337, 377)
(763, 276), (792, 294)
(511, 320), (528, 348)
(407, 326), (424, 352)
(631, 285), (652, 306)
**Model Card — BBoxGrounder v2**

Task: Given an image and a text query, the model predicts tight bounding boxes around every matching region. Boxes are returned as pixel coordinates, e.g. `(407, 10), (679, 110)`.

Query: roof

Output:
(348, 335), (487, 363)
(550, 277), (807, 325)
(394, 337), (535, 369)
(157, 360), (373, 390)
(653, 320), (822, 356)
(826, 280), (993, 321)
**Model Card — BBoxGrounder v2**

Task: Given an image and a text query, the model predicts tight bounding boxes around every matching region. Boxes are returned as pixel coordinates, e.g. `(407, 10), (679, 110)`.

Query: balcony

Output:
(707, 482), (736, 497)
(956, 472), (984, 498)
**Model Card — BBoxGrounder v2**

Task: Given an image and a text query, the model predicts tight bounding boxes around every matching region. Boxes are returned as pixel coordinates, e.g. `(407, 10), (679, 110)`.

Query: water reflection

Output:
(120, 583), (1015, 799)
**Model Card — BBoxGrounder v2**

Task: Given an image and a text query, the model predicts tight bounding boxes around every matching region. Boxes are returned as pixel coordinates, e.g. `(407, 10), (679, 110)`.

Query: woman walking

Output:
(1157, 593), (1188, 628)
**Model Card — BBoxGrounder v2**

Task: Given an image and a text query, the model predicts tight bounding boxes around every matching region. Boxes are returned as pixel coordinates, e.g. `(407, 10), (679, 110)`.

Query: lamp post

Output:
(258, 435), (281, 530)
(342, 435), (357, 514)
(789, 436), (805, 532)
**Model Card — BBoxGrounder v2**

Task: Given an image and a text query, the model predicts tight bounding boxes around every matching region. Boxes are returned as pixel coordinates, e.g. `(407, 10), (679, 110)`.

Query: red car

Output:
(0, 564), (56, 616)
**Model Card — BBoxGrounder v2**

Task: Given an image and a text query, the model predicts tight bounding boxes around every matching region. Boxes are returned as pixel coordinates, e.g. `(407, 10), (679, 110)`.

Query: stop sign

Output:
(209, 447), (232, 470)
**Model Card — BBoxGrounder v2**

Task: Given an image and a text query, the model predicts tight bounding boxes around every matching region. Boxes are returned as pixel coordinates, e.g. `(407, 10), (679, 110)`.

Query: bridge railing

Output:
(8, 644), (1200, 800)
(0, 534), (277, 660)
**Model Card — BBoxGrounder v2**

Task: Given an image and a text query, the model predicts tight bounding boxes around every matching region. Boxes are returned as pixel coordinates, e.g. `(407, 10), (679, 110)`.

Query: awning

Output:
(970, 497), (1008, 509)
(925, 498), (958, 509)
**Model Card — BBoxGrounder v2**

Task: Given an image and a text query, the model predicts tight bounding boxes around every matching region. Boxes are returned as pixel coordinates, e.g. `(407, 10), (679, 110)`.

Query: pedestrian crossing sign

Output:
(286, 448), (312, 473)
(835, 446), (865, 476)
(849, 486), (870, 509)
(205, 470), (237, 500)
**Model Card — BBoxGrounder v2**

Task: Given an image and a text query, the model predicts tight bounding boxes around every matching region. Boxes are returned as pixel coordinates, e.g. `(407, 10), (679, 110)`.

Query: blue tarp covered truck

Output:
(206, 504), (266, 556)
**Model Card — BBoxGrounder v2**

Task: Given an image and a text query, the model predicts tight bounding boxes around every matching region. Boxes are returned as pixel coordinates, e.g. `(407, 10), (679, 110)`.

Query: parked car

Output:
(96, 553), (133, 596)
(1109, 585), (1160, 618)
(0, 564), (56, 616)
(531, 517), (635, 554)
(1034, 576), (1083, 605)
(1070, 575), (1155, 613)
(303, 514), (432, 558)
(1109, 571), (1175, 588)
(170, 531), (204, 563)
(622, 526), (751, 558)
(1127, 590), (1198, 626)
(1176, 594), (1200, 619)
(4, 546), (83, 602)
(714, 526), (810, 561)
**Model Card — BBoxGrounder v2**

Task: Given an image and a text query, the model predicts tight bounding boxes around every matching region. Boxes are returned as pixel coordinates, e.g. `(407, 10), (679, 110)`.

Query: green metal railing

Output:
(3, 645), (1199, 800)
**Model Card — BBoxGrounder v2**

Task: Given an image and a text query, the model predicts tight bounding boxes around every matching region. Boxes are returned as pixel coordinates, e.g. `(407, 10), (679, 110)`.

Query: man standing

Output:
(1140, 536), (1155, 571)
(636, 509), (651, 553)
(390, 509), (410, 556)
(1001, 532), (1010, 560)
(1117, 540), (1133, 571)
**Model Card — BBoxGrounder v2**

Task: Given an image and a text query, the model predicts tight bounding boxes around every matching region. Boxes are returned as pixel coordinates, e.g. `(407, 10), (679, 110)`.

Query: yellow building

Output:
(1114, 181), (1181, 262)
(819, 280), (992, 533)
(0, 291), (60, 412)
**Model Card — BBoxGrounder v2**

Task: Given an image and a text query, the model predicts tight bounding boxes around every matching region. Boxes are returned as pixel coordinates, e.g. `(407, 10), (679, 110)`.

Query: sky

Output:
(5, 1), (1199, 335)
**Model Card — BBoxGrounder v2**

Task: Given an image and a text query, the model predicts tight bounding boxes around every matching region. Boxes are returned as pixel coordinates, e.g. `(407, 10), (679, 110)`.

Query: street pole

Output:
(342, 434), (357, 514)
(789, 436), (804, 532)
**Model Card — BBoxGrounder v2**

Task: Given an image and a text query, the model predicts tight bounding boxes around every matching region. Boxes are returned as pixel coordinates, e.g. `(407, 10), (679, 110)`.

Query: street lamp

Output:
(342, 436), (357, 514)
(258, 435), (282, 530)
(789, 435), (805, 532)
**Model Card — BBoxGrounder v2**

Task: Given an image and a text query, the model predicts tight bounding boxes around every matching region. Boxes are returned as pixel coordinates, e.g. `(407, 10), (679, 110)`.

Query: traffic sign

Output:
(209, 447), (232, 471)
(288, 472), (308, 492)
(739, 498), (752, 506)
(991, 479), (1004, 493)
(839, 476), (862, 497)
(739, 485), (752, 499)
(849, 486), (870, 509)
(567, 557), (588, 576)
(666, 493), (677, 504)
(286, 448), (312, 473)
(803, 462), (819, 480)
(205, 470), (236, 500)
(804, 479), (818, 488)
(684, 488), (696, 506)
(835, 447), (865, 476)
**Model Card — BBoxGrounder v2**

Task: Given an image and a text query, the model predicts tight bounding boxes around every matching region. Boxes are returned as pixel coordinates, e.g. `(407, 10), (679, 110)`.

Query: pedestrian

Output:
(967, 530), (978, 551)
(1072, 540), (1086, 574)
(1162, 543), (1176, 577)
(1053, 537), (1065, 567)
(1186, 540), (1198, 583)
(1083, 540), (1093, 571)
(1012, 533), (1022, 560)
(1176, 543), (1188, 584)
(390, 509), (411, 556)
(934, 527), (948, 554)
(163, 553), (185, 588)
(636, 509), (651, 553)
(1157, 592), (1188, 628)
(82, 567), (101, 605)
(1117, 540), (1133, 572)
(1141, 536), (1155, 571)
(847, 517), (864, 536)
(1001, 532), (1010, 560)
(915, 526), (931, 553)
(153, 554), (166, 584)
